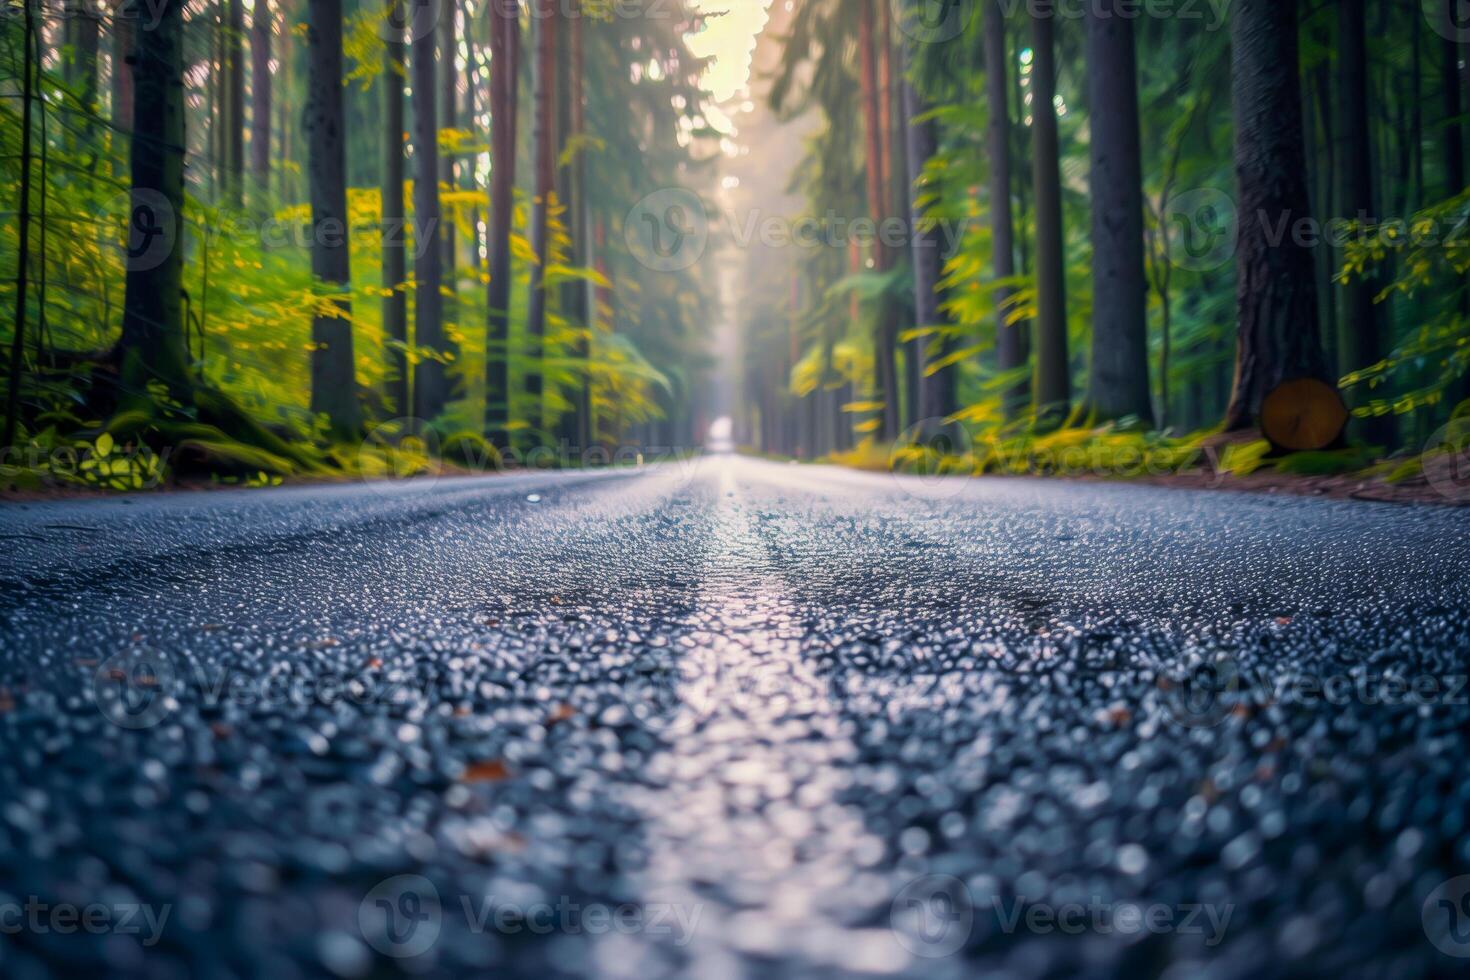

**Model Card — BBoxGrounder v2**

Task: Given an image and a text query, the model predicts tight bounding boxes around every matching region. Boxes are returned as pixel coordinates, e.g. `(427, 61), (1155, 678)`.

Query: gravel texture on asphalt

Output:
(2, 457), (1469, 979)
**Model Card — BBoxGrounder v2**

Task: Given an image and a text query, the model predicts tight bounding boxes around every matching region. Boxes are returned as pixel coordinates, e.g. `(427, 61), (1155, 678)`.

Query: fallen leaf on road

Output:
(461, 760), (511, 783)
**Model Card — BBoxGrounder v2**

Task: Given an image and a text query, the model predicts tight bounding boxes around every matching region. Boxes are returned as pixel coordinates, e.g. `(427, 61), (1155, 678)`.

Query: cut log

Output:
(1259, 378), (1349, 451)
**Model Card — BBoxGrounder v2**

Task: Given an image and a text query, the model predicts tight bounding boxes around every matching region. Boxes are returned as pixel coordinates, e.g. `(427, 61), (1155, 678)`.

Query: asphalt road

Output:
(2, 456), (1470, 979)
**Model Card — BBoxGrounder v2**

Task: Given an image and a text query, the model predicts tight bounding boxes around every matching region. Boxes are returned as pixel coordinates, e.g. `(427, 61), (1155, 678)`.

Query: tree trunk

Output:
(1029, 3), (1070, 424)
(1083, 0), (1152, 425)
(439, 0), (462, 399)
(250, 0), (272, 196)
(210, 6), (223, 196)
(1224, 0), (1331, 431)
(984, 0), (1026, 419)
(382, 0), (409, 417)
(304, 0), (361, 436)
(485, 0), (519, 447)
(276, 20), (291, 201)
(1335, 0), (1390, 447)
(563, 3), (591, 449)
(68, 1), (101, 110)
(225, 0), (245, 206)
(858, 0), (899, 440)
(887, 67), (911, 426)
(526, 0), (557, 435)
(1311, 58), (1337, 367)
(411, 0), (445, 421)
(1411, 9), (1424, 210)
(1441, 0), (1469, 410)
(465, 19), (482, 276)
(1445, 0), (1466, 198)
(4, 0), (37, 448)
(110, 1), (134, 137)
(901, 69), (950, 422)
(115, 0), (190, 399)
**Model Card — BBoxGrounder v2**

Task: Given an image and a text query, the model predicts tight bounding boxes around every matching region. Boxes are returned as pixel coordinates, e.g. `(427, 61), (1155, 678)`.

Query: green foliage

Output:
(1, 3), (719, 491)
(1338, 191), (1470, 417)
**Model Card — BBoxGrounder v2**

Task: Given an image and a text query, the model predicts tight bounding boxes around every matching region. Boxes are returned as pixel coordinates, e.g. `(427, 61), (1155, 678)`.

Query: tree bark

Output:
(4, 0), (37, 448)
(210, 6), (223, 195)
(382, 0), (409, 417)
(110, 0), (134, 136)
(1028, 2), (1070, 424)
(485, 0), (519, 447)
(115, 0), (190, 399)
(250, 0), (272, 195)
(901, 69), (951, 422)
(1083, 0), (1152, 425)
(411, 0), (446, 421)
(858, 0), (899, 439)
(1335, 0), (1390, 446)
(225, 0), (245, 206)
(1224, 0), (1331, 431)
(984, 0), (1026, 419)
(439, 0), (462, 398)
(304, 0), (361, 436)
(69, 1), (102, 109)
(525, 0), (557, 434)
(1445, 0), (1466, 198)
(563, 2), (591, 449)
(1441, 0), (1469, 410)
(1310, 57), (1337, 368)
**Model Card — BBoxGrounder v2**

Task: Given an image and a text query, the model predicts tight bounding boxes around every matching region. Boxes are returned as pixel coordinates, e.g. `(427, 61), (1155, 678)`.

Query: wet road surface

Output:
(2, 456), (1470, 978)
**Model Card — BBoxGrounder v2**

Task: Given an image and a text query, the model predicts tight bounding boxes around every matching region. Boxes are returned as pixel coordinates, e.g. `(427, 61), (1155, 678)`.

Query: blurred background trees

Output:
(1, 0), (1467, 488)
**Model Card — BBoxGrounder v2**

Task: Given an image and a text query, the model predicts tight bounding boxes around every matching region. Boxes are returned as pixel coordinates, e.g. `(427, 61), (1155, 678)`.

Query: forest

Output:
(738, 0), (1469, 483)
(0, 0), (1468, 490)
(2, 0), (719, 490)
(5, 5), (1470, 976)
